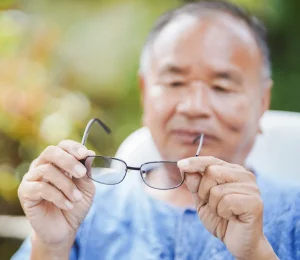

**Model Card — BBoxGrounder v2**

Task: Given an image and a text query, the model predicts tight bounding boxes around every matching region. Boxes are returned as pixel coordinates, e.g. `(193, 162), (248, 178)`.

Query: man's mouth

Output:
(170, 129), (218, 145)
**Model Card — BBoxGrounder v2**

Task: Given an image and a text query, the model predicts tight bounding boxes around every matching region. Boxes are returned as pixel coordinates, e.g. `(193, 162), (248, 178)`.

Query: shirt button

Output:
(184, 208), (196, 214)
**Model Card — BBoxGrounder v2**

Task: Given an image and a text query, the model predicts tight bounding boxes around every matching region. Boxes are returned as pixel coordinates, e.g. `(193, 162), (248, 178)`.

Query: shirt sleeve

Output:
(276, 188), (300, 260)
(11, 235), (79, 260)
(292, 191), (300, 259)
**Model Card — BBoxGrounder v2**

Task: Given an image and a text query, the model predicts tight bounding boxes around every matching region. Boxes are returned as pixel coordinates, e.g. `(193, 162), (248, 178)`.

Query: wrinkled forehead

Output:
(149, 13), (262, 78)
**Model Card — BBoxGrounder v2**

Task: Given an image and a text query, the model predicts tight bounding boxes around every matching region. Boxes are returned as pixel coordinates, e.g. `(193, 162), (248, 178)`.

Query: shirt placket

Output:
(174, 209), (196, 260)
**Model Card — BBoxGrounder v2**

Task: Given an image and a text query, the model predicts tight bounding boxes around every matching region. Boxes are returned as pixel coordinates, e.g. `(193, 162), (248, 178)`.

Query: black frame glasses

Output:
(81, 118), (204, 190)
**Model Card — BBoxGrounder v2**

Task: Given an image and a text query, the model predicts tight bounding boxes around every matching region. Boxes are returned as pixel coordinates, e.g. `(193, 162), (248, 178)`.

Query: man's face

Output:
(140, 14), (271, 164)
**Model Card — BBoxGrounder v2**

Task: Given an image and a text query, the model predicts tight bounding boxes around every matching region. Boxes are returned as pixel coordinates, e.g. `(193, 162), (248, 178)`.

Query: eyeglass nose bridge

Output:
(127, 166), (147, 179)
(127, 166), (141, 171)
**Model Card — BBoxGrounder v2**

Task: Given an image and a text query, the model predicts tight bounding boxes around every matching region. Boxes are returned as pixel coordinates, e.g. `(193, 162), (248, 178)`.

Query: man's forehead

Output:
(150, 12), (261, 75)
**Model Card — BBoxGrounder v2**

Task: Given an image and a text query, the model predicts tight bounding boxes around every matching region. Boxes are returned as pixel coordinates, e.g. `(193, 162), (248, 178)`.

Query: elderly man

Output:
(13, 1), (300, 260)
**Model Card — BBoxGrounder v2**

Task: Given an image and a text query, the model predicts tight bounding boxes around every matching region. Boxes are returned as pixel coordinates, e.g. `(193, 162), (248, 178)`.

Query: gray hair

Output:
(140, 0), (271, 79)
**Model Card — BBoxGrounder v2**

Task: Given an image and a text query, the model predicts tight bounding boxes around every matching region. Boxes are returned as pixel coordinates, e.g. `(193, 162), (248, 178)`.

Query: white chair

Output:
(0, 215), (31, 239)
(115, 110), (300, 185)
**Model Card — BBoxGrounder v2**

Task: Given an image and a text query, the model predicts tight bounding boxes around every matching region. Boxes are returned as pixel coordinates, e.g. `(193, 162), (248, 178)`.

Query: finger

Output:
(25, 164), (83, 203)
(58, 140), (94, 160)
(183, 172), (207, 209)
(73, 172), (95, 198)
(29, 159), (39, 171)
(217, 194), (263, 222)
(19, 181), (74, 211)
(199, 165), (256, 202)
(184, 172), (202, 193)
(208, 182), (260, 215)
(36, 145), (87, 178)
(177, 156), (242, 174)
(72, 152), (96, 198)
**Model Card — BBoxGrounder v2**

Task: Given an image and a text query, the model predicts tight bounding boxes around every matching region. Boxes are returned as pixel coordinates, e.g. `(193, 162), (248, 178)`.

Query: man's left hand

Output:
(177, 156), (278, 260)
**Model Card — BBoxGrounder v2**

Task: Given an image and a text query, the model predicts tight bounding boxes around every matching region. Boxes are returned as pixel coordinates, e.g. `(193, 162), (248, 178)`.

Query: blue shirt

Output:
(12, 174), (300, 260)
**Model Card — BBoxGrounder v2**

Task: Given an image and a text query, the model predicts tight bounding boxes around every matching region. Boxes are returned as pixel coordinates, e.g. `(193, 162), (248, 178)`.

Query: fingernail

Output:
(78, 147), (87, 157)
(177, 159), (190, 168)
(65, 201), (74, 210)
(88, 150), (96, 156)
(73, 189), (83, 202)
(74, 164), (86, 177)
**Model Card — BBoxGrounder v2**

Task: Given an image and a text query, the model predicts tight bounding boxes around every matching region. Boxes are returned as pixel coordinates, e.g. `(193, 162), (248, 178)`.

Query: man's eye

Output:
(213, 85), (228, 93)
(169, 82), (185, 88)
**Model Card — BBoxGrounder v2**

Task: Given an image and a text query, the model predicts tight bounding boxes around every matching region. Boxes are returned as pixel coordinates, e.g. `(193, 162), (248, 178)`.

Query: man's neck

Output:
(144, 183), (195, 209)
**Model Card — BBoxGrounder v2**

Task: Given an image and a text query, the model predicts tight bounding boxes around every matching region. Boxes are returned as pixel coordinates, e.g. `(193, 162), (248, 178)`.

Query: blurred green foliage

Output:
(0, 0), (300, 258)
(0, 0), (299, 202)
(0, 0), (300, 200)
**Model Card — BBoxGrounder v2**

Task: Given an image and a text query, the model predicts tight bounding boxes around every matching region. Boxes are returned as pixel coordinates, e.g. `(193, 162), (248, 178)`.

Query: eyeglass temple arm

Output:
(81, 118), (111, 145)
(193, 133), (204, 157)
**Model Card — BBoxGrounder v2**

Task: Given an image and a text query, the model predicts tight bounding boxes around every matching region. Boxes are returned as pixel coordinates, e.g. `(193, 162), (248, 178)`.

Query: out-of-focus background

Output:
(0, 0), (300, 258)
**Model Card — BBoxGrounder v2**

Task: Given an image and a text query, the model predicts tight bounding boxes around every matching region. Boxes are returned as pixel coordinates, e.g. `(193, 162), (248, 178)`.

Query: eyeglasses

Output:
(80, 118), (204, 190)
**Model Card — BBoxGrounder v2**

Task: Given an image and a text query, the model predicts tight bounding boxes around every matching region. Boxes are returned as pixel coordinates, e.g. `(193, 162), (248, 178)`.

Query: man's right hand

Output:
(18, 140), (96, 258)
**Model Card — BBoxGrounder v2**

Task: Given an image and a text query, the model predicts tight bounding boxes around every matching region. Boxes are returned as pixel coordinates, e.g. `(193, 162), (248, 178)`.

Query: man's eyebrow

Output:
(159, 64), (189, 76)
(213, 71), (242, 84)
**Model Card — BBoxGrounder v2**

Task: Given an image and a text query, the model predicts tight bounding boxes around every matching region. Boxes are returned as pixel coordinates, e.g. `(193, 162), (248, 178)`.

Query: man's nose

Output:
(176, 83), (211, 118)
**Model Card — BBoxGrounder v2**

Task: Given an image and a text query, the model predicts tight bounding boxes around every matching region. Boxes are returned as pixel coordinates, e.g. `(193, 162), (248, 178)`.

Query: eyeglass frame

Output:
(80, 118), (204, 190)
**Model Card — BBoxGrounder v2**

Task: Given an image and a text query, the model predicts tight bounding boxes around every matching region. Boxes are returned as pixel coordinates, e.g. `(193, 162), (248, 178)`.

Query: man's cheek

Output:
(146, 88), (176, 120)
(147, 84), (165, 100)
(146, 86), (168, 112)
(216, 102), (250, 133)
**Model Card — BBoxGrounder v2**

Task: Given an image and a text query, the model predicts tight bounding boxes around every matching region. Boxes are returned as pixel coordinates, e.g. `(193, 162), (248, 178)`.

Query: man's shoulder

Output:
(257, 174), (300, 258)
(257, 174), (300, 201)
(257, 174), (300, 222)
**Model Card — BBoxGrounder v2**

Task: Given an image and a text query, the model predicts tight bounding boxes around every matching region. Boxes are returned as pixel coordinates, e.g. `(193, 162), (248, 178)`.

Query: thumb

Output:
(182, 171), (206, 209)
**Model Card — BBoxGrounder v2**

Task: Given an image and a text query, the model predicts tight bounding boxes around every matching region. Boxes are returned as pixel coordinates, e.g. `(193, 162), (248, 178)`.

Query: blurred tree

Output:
(0, 0), (17, 11)
(0, 0), (299, 206)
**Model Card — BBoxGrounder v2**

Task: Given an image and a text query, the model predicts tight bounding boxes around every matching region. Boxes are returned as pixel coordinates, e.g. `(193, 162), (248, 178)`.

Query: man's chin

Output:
(162, 146), (203, 161)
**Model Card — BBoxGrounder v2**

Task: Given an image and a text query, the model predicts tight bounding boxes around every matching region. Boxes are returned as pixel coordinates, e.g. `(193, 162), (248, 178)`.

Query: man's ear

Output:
(138, 71), (147, 127)
(258, 79), (272, 134)
(260, 79), (272, 117)
(138, 71), (146, 106)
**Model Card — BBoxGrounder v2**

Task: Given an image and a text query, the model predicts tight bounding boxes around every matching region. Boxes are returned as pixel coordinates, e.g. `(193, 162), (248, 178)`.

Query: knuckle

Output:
(42, 145), (57, 157)
(208, 156), (215, 162)
(250, 183), (261, 195)
(245, 170), (256, 181)
(47, 145), (57, 153)
(58, 140), (69, 146)
(18, 173), (31, 198)
(17, 182), (25, 199)
(210, 185), (223, 199)
(222, 194), (232, 206)
(58, 139), (81, 150)
(61, 179), (75, 194)
(253, 196), (264, 212)
(34, 181), (44, 191)
(19, 181), (39, 201)
(232, 164), (244, 170)
(64, 153), (76, 166)
(206, 165), (221, 176)
(36, 164), (52, 177)
(29, 159), (39, 170)
(22, 172), (30, 181)
(205, 165), (214, 175)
